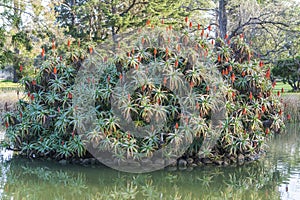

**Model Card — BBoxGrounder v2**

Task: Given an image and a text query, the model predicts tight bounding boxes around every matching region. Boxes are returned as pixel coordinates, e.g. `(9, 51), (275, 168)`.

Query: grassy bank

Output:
(0, 80), (22, 92)
(273, 81), (293, 93)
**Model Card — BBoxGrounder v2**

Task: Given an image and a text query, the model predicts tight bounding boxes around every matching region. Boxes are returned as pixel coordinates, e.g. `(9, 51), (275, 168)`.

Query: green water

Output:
(0, 124), (299, 200)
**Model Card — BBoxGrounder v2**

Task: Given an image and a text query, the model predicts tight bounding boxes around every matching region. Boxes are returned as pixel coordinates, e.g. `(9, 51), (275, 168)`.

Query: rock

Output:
(90, 158), (96, 165)
(214, 160), (223, 165)
(202, 158), (213, 165)
(59, 159), (67, 165)
(178, 159), (187, 168)
(237, 154), (245, 162)
(141, 159), (153, 166)
(191, 163), (197, 167)
(82, 158), (91, 165)
(196, 160), (204, 166)
(166, 159), (177, 167)
(127, 160), (141, 167)
(187, 158), (194, 165)
(154, 158), (165, 166)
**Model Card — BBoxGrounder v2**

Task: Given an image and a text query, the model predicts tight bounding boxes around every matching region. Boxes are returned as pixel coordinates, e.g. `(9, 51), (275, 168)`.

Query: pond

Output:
(0, 123), (299, 200)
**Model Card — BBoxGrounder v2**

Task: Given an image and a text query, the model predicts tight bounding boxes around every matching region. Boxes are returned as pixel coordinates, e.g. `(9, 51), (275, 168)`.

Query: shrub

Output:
(2, 19), (285, 162)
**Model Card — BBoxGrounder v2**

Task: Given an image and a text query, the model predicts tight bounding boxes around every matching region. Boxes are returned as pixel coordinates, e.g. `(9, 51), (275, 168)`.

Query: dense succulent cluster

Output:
(2, 19), (285, 163)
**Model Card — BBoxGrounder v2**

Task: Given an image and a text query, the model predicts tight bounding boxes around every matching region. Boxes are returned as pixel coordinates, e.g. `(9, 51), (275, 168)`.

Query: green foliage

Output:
(272, 56), (300, 92)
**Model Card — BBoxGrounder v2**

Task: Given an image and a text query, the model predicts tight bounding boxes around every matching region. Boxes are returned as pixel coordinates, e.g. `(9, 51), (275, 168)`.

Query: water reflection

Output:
(0, 124), (298, 200)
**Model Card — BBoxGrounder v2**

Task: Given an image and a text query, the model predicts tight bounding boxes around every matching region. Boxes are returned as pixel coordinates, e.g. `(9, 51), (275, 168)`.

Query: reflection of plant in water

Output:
(1, 150), (296, 200)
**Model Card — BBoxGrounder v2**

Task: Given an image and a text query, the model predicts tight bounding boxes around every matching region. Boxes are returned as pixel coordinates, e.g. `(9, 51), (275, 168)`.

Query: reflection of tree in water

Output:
(0, 156), (289, 200)
(0, 147), (14, 199)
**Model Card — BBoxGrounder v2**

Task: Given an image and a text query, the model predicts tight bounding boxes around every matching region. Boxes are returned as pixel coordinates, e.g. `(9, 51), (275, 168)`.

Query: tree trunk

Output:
(218, 0), (228, 39)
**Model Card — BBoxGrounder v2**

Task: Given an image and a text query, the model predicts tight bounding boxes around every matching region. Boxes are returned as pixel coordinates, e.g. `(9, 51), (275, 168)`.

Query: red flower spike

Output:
(249, 92), (253, 101)
(201, 29), (204, 37)
(258, 113), (262, 119)
(265, 68), (271, 79)
(227, 39), (231, 45)
(277, 91), (280, 97)
(127, 133), (131, 139)
(141, 37), (145, 44)
(52, 41), (55, 50)
(228, 65), (232, 72)
(224, 34), (228, 40)
(189, 21), (192, 28)
(127, 94), (131, 101)
(20, 112), (23, 118)
(265, 128), (270, 135)
(240, 33), (244, 39)
(177, 44), (181, 52)
(72, 131), (75, 139)
(154, 48), (157, 56)
(262, 105), (266, 113)
(135, 64), (139, 70)
(142, 85), (146, 91)
(208, 25), (211, 31)
(157, 99), (160, 105)
(211, 40), (214, 45)
(127, 52), (131, 57)
(242, 108), (247, 115)
(206, 85), (210, 92)
(279, 109), (282, 115)
(89, 47), (93, 54)
(165, 47), (169, 55)
(175, 60), (179, 67)
(175, 123), (179, 129)
(5, 121), (9, 128)
(222, 69), (225, 76)
(32, 80), (36, 86)
(41, 48), (45, 57)
(225, 68), (229, 75)
(185, 16), (188, 23)
(169, 25), (172, 30)
(58, 107), (60, 113)
(19, 65), (23, 72)
(163, 77), (167, 86)
(107, 76), (110, 83)
(287, 114), (291, 120)
(161, 19), (164, 24)
(206, 33), (209, 38)
(119, 74), (123, 80)
(218, 54), (221, 62)
(27, 92), (31, 97)
(198, 24), (201, 30)
(31, 94), (34, 101)
(259, 60), (264, 68)
(146, 19), (151, 26)
(189, 81), (194, 88)
(68, 92), (72, 99)
(53, 66), (57, 74)
(196, 102), (200, 110)
(67, 39), (71, 48)
(281, 88), (284, 93)
(232, 92), (235, 99)
(231, 73), (235, 83)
